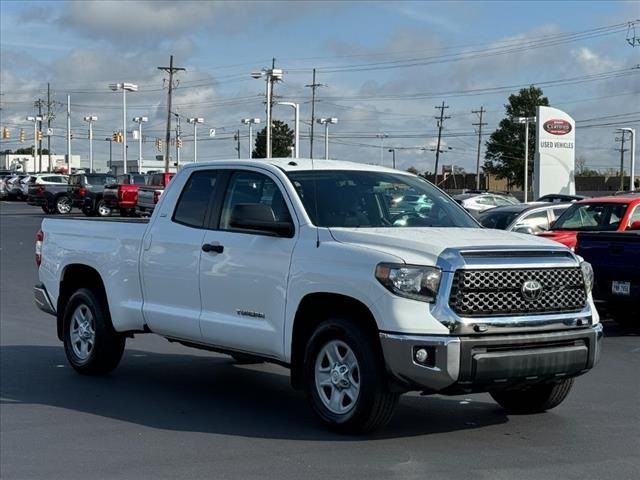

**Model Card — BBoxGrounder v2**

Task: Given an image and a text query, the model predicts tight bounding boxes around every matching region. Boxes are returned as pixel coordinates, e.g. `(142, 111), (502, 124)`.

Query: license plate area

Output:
(612, 281), (631, 296)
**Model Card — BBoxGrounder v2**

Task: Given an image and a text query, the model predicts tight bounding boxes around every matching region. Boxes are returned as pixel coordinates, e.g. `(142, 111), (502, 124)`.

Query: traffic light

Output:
(155, 138), (163, 152)
(37, 130), (43, 141)
(19, 129), (25, 143)
(177, 138), (183, 148)
(2, 127), (9, 139)
(112, 132), (118, 142)
(118, 131), (123, 143)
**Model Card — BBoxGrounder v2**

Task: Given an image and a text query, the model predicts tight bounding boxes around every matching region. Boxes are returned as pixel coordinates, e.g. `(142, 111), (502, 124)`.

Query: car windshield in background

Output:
(553, 202), (628, 231)
(286, 170), (478, 228)
(479, 210), (521, 229)
(86, 175), (117, 186)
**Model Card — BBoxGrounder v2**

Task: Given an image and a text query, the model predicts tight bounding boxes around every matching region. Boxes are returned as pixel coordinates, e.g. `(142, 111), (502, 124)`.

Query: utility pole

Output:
(616, 131), (628, 190)
(174, 113), (181, 167)
(158, 55), (186, 172)
(47, 83), (52, 172)
(66, 95), (71, 171)
(433, 101), (450, 185)
(472, 106), (487, 190)
(236, 129), (241, 159)
(305, 68), (325, 159)
(35, 98), (45, 172)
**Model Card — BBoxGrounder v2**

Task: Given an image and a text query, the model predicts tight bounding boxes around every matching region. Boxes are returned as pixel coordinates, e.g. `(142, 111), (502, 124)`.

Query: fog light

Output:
(415, 348), (429, 363)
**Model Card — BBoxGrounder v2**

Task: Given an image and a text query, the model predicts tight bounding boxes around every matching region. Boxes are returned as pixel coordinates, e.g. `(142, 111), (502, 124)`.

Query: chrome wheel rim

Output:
(314, 340), (360, 415)
(98, 202), (110, 216)
(57, 197), (71, 214)
(69, 304), (95, 361)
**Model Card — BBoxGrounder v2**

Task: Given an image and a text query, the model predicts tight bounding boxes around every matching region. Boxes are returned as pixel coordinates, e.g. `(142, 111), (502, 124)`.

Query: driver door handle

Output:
(202, 243), (224, 253)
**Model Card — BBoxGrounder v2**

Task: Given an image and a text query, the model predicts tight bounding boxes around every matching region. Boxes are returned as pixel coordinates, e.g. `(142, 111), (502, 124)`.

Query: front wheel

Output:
(55, 196), (72, 215)
(97, 199), (111, 217)
(490, 379), (574, 414)
(303, 318), (399, 433)
(63, 288), (125, 375)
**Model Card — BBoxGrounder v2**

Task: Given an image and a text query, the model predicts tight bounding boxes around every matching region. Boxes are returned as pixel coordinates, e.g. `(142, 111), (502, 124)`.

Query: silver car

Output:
(453, 192), (520, 215)
(478, 203), (571, 234)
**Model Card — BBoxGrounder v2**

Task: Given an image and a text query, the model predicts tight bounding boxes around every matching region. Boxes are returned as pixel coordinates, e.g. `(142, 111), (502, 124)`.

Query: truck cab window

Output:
(172, 171), (218, 228)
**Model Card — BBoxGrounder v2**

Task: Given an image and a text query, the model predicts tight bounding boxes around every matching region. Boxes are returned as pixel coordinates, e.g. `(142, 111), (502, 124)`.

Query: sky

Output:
(0, 0), (638, 174)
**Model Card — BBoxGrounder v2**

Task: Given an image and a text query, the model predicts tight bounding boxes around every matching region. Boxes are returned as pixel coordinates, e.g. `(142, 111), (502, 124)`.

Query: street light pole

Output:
(376, 134), (388, 165)
(109, 83), (138, 174)
(83, 116), (98, 172)
(619, 128), (636, 190)
(276, 102), (299, 158)
(388, 148), (396, 169)
(187, 118), (204, 162)
(516, 116), (535, 202)
(132, 116), (148, 173)
(251, 68), (283, 158)
(241, 118), (261, 159)
(317, 117), (338, 160)
(105, 137), (113, 172)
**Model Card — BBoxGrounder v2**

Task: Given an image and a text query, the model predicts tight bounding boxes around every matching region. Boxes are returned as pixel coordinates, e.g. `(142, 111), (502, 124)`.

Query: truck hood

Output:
(328, 227), (563, 268)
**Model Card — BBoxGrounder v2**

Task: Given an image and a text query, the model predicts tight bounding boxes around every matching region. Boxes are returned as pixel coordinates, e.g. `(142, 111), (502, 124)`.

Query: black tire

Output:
(303, 318), (399, 434)
(62, 288), (125, 375)
(490, 378), (574, 414)
(55, 195), (72, 215)
(83, 203), (96, 216)
(96, 199), (111, 217)
(41, 204), (56, 214)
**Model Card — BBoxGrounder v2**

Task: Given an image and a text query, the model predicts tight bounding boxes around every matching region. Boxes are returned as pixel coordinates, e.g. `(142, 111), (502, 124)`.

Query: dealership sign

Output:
(533, 106), (576, 198)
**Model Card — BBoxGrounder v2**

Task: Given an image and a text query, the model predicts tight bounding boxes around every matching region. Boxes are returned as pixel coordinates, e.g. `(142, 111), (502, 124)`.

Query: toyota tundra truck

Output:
(34, 159), (602, 433)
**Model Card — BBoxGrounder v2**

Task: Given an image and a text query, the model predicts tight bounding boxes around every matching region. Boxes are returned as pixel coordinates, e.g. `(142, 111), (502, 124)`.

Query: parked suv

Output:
(68, 173), (117, 216)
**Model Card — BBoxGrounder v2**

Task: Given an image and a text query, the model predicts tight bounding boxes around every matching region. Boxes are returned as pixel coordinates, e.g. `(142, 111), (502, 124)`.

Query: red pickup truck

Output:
(538, 193), (640, 249)
(136, 172), (174, 216)
(103, 174), (148, 216)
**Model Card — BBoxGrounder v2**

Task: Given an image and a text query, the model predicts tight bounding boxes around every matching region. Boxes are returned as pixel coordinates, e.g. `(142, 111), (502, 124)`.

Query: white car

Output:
(20, 174), (69, 197)
(453, 192), (520, 215)
(34, 159), (601, 433)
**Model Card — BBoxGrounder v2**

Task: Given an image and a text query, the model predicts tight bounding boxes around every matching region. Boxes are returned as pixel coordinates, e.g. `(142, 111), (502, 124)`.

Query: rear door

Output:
(198, 169), (298, 358)
(141, 170), (221, 340)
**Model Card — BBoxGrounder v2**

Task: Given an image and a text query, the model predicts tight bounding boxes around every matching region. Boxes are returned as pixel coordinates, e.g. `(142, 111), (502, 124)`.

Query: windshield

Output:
(553, 202), (628, 231)
(479, 210), (521, 229)
(287, 170), (478, 228)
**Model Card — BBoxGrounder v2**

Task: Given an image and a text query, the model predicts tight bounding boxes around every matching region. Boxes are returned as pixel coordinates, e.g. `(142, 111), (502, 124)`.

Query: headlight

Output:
(375, 263), (441, 303)
(580, 261), (594, 294)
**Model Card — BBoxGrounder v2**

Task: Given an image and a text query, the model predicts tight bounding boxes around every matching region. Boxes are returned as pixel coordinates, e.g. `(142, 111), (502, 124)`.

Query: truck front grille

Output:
(448, 267), (587, 317)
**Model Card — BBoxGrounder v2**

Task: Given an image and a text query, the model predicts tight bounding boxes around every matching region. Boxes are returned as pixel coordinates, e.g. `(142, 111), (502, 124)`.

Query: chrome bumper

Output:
(380, 324), (603, 394)
(34, 284), (56, 316)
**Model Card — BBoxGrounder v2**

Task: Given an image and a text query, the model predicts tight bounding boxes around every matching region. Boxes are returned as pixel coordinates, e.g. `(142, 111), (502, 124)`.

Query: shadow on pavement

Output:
(1, 344), (508, 440)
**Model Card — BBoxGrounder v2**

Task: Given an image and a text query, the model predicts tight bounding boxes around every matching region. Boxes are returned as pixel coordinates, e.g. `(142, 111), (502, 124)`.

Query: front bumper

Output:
(34, 284), (56, 316)
(380, 324), (603, 394)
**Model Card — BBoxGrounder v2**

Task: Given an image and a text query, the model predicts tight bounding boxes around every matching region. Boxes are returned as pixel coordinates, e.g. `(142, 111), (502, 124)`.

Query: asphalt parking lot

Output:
(1, 201), (639, 480)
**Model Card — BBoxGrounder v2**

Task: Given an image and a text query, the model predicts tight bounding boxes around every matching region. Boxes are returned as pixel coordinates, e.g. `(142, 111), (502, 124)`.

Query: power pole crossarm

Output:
(472, 106), (488, 190)
(158, 55), (186, 172)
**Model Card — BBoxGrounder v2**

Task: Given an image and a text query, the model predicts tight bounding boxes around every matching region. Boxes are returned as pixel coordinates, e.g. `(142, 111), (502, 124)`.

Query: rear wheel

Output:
(55, 196), (72, 215)
(63, 288), (125, 375)
(303, 318), (399, 433)
(490, 379), (574, 414)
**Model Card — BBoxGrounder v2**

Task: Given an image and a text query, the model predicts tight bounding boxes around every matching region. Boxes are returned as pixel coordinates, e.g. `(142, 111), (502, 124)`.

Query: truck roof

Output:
(180, 158), (406, 174)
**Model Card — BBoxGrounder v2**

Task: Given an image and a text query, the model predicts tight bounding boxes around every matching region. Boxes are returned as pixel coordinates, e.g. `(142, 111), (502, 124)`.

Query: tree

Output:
(252, 120), (294, 158)
(483, 86), (549, 188)
(11, 148), (50, 155)
(406, 166), (419, 175)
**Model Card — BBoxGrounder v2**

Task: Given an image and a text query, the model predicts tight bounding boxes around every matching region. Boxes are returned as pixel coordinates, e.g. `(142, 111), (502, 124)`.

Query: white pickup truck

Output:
(34, 159), (602, 433)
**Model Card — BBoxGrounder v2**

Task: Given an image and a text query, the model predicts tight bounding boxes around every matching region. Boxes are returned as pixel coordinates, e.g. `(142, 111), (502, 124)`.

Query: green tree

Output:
(252, 120), (295, 158)
(406, 166), (419, 175)
(12, 147), (50, 155)
(484, 86), (549, 188)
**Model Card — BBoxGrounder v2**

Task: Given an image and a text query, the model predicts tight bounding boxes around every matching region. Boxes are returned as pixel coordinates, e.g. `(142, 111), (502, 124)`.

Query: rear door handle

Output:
(202, 243), (224, 253)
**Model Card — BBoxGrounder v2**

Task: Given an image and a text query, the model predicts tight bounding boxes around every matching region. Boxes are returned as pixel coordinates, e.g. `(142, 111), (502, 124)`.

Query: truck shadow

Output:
(0, 345), (509, 440)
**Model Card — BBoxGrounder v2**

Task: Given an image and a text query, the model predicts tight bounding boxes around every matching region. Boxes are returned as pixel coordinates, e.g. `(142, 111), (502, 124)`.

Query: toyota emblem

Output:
(521, 279), (543, 302)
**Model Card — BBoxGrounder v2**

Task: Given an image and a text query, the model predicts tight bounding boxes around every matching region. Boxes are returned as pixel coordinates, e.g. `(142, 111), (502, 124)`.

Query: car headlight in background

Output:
(375, 263), (441, 303)
(580, 261), (594, 293)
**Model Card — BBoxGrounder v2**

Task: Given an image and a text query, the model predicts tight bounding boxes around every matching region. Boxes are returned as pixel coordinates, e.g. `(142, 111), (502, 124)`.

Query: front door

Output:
(199, 169), (297, 358)
(141, 170), (220, 340)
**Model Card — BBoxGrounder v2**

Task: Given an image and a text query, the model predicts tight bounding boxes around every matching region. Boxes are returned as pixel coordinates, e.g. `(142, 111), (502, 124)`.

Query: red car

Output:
(538, 193), (640, 249)
(103, 174), (148, 216)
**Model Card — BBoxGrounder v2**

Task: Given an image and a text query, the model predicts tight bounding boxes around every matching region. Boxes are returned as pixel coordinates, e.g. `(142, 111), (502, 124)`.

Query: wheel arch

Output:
(289, 292), (381, 390)
(56, 264), (110, 341)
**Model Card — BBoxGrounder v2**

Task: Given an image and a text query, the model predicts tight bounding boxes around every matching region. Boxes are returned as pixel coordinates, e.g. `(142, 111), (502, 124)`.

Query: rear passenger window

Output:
(173, 171), (218, 229)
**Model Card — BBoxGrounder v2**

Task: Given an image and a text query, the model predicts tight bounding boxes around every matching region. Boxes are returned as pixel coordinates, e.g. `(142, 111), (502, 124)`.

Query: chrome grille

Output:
(449, 267), (587, 317)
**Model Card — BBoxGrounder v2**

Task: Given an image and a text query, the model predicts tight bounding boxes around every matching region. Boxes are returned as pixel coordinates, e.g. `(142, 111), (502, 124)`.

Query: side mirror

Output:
(229, 203), (294, 237)
(627, 220), (640, 231)
(513, 225), (535, 235)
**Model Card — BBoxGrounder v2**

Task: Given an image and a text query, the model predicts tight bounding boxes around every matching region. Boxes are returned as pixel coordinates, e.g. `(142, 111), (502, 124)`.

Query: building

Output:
(0, 154), (85, 173)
